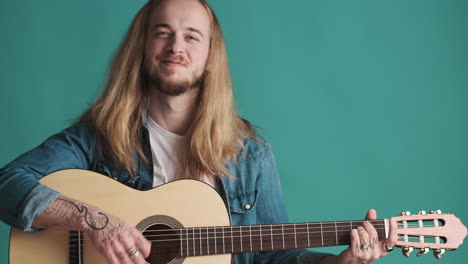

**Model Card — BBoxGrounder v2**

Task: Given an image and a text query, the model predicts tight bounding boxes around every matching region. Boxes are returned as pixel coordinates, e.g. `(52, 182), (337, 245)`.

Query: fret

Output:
(250, 225), (261, 252)
(294, 223), (297, 248)
(241, 225), (252, 253)
(232, 226), (242, 254)
(222, 226), (232, 254)
(282, 224), (285, 249)
(192, 228), (198, 256)
(230, 226), (234, 253)
(306, 222), (310, 247)
(259, 225), (263, 251)
(215, 226), (225, 255)
(270, 224), (274, 250)
(214, 226), (217, 254)
(207, 226), (216, 256)
(249, 225), (253, 252)
(206, 227), (209, 255)
(335, 221), (338, 246)
(271, 224), (284, 250)
(179, 229), (183, 257)
(199, 227), (207, 256)
(261, 225), (273, 251)
(282, 224), (296, 250)
(240, 226), (243, 252)
(222, 226), (226, 254)
(199, 227), (202, 255)
(320, 222), (324, 247)
(295, 224), (310, 249)
(321, 222), (339, 247)
(186, 228), (190, 257)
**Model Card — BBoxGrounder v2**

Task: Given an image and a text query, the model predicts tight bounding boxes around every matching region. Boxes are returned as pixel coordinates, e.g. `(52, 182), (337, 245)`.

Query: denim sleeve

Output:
(0, 124), (96, 232)
(253, 143), (333, 264)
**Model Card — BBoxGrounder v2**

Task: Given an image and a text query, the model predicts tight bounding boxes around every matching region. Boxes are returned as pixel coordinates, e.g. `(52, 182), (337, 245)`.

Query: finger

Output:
(102, 246), (120, 264)
(365, 209), (377, 220)
(120, 233), (146, 264)
(112, 240), (132, 264)
(384, 216), (398, 248)
(356, 226), (370, 252)
(134, 230), (152, 259)
(350, 228), (361, 254)
(363, 220), (379, 249)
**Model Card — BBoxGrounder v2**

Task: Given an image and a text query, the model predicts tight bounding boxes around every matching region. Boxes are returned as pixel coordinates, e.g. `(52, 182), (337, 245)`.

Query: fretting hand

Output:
(322, 209), (397, 264)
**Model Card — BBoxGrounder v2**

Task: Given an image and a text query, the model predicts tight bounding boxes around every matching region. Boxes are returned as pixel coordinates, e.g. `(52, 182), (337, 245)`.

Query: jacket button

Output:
(244, 204), (251, 210)
(113, 177), (118, 180)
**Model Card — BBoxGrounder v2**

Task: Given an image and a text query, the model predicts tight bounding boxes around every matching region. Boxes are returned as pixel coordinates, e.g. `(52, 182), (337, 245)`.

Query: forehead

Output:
(149, 0), (211, 34)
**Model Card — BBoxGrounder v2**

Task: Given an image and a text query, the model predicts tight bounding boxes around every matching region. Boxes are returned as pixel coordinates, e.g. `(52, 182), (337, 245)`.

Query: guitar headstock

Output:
(389, 210), (467, 259)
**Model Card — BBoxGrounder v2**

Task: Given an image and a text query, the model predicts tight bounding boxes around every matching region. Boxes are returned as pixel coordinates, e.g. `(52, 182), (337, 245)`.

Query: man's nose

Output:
(167, 35), (184, 55)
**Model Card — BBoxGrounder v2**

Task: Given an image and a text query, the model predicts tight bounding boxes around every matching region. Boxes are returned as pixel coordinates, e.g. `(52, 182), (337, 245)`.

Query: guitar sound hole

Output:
(144, 224), (181, 264)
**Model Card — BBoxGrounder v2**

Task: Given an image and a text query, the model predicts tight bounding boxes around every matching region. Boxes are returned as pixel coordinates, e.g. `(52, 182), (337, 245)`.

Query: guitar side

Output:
(9, 169), (232, 264)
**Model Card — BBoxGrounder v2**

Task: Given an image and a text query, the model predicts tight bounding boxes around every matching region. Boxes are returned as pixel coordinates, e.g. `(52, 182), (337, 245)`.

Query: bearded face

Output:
(144, 0), (211, 96)
(144, 53), (205, 96)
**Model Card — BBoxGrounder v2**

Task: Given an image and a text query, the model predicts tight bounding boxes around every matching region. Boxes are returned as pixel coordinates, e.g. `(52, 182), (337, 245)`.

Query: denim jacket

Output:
(0, 123), (332, 264)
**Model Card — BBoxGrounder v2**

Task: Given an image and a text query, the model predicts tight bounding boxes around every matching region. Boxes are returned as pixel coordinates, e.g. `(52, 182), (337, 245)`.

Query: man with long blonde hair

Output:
(0, 0), (395, 263)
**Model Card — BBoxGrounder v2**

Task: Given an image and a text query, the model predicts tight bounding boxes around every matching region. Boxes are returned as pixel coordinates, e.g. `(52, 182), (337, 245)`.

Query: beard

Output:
(145, 65), (205, 97)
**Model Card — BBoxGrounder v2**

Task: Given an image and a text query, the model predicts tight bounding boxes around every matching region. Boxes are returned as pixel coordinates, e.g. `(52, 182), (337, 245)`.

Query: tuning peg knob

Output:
(400, 211), (411, 216)
(416, 248), (429, 256)
(417, 210), (427, 215)
(430, 210), (442, 215)
(433, 249), (445, 259)
(402, 246), (414, 257)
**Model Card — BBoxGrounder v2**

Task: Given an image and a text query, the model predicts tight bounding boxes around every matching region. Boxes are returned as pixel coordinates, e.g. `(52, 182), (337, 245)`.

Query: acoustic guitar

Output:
(9, 170), (467, 263)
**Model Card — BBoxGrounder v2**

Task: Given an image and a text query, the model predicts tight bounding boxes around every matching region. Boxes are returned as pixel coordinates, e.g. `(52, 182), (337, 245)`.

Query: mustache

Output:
(157, 55), (189, 66)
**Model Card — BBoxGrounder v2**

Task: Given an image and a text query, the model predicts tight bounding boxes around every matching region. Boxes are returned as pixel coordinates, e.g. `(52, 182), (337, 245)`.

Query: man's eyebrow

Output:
(151, 23), (171, 31)
(188, 27), (204, 39)
(151, 23), (204, 39)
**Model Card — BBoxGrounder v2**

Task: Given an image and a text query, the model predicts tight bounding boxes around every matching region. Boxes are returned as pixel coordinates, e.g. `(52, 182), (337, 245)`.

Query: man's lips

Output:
(161, 60), (186, 67)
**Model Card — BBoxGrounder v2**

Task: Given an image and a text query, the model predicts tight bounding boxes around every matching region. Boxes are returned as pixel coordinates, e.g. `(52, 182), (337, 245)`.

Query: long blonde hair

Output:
(80, 0), (255, 179)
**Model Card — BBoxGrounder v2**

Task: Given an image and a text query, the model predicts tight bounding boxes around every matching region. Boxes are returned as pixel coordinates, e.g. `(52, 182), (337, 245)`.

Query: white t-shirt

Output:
(146, 114), (215, 188)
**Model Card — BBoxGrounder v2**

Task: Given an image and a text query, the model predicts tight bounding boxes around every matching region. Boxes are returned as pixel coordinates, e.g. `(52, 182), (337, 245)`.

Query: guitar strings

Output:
(68, 219), (432, 239)
(67, 222), (387, 240)
(67, 226), (388, 246)
(68, 220), (388, 238)
(70, 233), (430, 256)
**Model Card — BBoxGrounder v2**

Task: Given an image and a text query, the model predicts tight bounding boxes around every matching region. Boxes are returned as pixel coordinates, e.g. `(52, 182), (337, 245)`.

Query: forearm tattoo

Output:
(44, 198), (109, 230)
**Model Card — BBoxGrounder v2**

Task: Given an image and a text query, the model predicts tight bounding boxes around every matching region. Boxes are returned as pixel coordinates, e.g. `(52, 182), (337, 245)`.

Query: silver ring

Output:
(129, 248), (141, 260)
(384, 244), (394, 252)
(361, 244), (369, 249)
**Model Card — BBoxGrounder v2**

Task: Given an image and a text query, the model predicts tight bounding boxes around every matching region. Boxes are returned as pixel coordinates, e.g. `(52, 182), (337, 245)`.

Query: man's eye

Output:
(155, 32), (170, 37)
(186, 35), (199, 41)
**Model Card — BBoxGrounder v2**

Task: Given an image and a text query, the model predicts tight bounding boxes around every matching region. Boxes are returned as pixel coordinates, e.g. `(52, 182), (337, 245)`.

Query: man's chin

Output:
(156, 85), (193, 96)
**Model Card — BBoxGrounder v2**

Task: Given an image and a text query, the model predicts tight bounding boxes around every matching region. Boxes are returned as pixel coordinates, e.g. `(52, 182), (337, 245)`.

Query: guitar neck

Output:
(163, 220), (387, 257)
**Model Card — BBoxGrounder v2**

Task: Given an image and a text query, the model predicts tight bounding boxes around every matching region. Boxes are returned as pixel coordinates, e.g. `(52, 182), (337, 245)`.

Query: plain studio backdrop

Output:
(1, 0), (467, 263)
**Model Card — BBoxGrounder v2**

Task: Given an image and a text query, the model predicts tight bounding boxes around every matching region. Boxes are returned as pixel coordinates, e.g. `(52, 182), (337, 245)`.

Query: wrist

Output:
(320, 255), (338, 264)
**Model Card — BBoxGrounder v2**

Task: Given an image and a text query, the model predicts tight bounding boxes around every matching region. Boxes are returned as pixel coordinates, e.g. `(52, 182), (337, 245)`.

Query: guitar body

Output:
(9, 169), (232, 264)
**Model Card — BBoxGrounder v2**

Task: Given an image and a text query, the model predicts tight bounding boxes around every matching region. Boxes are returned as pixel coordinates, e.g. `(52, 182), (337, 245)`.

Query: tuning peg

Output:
(402, 246), (414, 257)
(433, 249), (445, 259)
(417, 210), (427, 215)
(400, 211), (411, 216)
(416, 248), (429, 256)
(430, 210), (442, 215)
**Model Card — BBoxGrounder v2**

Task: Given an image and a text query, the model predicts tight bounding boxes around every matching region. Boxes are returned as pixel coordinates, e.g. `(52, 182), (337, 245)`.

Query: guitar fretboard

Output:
(144, 220), (386, 257)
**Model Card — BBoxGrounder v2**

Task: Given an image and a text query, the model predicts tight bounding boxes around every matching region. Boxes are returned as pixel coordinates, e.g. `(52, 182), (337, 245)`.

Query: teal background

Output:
(1, 0), (467, 263)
